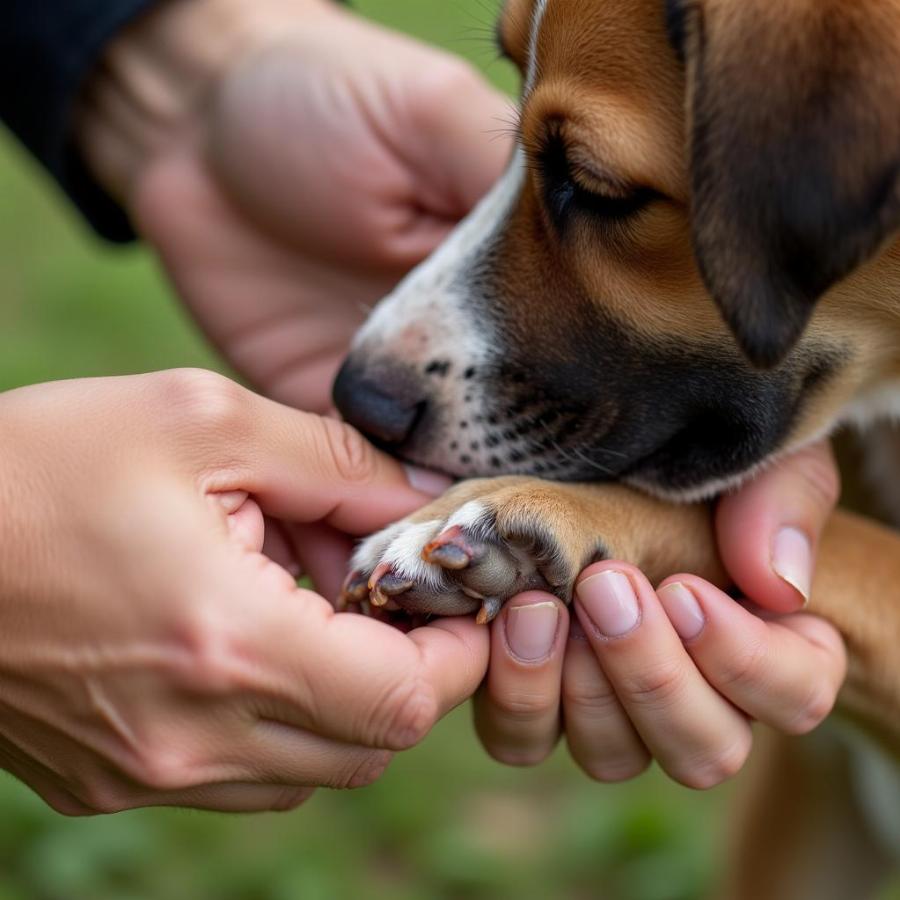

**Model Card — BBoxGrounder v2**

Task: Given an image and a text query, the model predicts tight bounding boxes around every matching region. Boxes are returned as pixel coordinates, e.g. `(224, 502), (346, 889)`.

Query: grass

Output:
(1, 1), (870, 898)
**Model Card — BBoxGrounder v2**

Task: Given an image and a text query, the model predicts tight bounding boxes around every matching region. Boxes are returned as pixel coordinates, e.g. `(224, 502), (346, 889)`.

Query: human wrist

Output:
(72, 0), (337, 204)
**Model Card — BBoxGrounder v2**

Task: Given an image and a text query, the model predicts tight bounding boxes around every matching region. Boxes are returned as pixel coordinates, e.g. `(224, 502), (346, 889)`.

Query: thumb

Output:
(715, 441), (840, 613)
(222, 386), (451, 535)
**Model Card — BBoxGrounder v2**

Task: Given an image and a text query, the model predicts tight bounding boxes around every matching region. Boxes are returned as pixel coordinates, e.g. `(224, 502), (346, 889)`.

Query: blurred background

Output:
(0, 2), (893, 899)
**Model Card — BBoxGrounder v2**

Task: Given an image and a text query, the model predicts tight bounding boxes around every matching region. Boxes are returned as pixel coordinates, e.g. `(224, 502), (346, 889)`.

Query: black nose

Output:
(332, 359), (425, 448)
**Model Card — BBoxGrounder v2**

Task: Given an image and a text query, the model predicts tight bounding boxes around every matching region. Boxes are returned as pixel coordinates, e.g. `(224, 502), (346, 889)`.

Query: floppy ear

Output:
(669, 0), (900, 367)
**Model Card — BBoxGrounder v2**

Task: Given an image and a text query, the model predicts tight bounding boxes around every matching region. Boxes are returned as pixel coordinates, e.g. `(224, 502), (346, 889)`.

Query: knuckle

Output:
(489, 686), (557, 723)
(371, 678), (438, 749)
(622, 661), (690, 710)
(674, 734), (752, 791)
(716, 631), (769, 693)
(784, 684), (836, 735)
(157, 368), (245, 435)
(168, 605), (246, 694)
(562, 675), (620, 719)
(318, 418), (379, 485)
(129, 747), (196, 792)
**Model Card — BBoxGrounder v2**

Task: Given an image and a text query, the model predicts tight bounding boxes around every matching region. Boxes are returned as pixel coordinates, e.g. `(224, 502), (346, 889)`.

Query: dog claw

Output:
(475, 596), (503, 625)
(339, 570), (369, 610)
(346, 501), (563, 623)
(369, 566), (416, 608)
(423, 542), (471, 570)
(422, 525), (481, 570)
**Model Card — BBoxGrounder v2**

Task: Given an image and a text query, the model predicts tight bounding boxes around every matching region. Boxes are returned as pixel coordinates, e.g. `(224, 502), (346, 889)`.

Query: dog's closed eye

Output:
(535, 123), (659, 232)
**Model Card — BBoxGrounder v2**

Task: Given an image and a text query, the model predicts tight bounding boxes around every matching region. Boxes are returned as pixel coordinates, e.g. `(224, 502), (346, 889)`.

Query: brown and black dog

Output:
(333, 1), (900, 895)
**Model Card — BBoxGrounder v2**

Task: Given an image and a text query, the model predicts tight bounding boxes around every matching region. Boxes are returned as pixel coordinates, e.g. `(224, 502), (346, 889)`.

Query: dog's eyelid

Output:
(533, 128), (658, 224)
(532, 125), (635, 196)
(568, 159), (634, 201)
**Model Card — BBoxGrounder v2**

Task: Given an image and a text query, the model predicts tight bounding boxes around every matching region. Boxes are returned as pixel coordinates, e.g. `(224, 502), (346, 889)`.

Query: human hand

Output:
(75, 0), (512, 413)
(473, 443), (847, 785)
(0, 370), (488, 814)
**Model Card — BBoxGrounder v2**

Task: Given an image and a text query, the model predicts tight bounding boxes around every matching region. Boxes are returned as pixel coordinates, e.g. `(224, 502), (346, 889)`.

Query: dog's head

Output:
(334, 0), (900, 499)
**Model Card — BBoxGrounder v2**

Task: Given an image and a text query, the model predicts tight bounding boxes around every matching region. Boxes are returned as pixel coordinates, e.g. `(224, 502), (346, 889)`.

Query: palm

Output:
(134, 150), (390, 413)
(132, 30), (509, 414)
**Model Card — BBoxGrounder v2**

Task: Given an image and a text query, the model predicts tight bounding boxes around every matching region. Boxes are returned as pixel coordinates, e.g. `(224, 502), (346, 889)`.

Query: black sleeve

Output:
(1, 0), (159, 242)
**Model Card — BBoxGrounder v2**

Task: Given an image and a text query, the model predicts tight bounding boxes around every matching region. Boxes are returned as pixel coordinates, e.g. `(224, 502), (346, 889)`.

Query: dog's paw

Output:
(340, 479), (605, 623)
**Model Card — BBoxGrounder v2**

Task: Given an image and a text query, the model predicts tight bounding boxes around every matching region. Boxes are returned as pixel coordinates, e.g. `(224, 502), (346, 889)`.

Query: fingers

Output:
(26, 778), (315, 817)
(716, 441), (840, 612)
(407, 615), (493, 725)
(240, 402), (444, 533)
(573, 563), (752, 789)
(220, 493), (265, 552)
(237, 720), (393, 791)
(249, 584), (490, 751)
(657, 575), (847, 734)
(473, 594), (567, 765)
(9, 718), (382, 816)
(561, 619), (651, 782)
(165, 369), (449, 534)
(141, 783), (316, 814)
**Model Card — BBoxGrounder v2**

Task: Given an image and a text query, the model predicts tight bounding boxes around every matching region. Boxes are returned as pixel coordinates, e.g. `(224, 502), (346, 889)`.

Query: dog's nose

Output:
(332, 359), (424, 448)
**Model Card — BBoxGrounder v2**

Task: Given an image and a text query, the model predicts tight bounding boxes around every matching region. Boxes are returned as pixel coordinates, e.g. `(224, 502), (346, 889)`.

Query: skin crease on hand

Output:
(66, 0), (848, 795)
(0, 372), (489, 815)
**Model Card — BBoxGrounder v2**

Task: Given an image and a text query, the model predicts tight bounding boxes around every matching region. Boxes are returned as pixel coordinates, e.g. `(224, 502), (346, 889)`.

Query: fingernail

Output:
(771, 527), (812, 605)
(506, 602), (559, 662)
(403, 465), (453, 496)
(658, 582), (706, 641)
(576, 570), (640, 637)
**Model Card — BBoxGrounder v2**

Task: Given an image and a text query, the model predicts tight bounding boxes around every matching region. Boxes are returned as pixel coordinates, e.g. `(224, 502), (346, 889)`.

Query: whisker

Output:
(530, 414), (619, 475)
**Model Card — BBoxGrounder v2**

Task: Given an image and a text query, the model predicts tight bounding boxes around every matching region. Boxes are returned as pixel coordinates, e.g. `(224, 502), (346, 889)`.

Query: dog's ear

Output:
(668, 0), (900, 367)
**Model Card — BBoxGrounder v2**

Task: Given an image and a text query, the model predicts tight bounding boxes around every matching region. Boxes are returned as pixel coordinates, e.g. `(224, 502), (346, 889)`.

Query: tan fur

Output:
(718, 728), (894, 900)
(347, 1), (900, 893)
(489, 0), (900, 736)
(462, 0), (900, 892)
(499, 0), (900, 431)
(401, 475), (726, 588)
(501, 1), (900, 893)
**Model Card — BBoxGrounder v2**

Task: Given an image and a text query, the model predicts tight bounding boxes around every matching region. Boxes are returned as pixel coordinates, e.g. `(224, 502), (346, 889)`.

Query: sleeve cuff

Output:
(2, 0), (161, 242)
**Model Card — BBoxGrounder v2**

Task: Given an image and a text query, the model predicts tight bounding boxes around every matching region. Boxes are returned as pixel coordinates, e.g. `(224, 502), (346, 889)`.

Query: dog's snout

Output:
(332, 359), (425, 448)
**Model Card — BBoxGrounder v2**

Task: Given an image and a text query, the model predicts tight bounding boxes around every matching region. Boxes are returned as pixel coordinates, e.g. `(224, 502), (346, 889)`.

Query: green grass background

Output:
(2, 2), (882, 899)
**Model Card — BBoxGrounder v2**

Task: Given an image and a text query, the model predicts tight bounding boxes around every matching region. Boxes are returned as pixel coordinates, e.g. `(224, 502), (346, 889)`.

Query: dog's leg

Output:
(808, 510), (900, 754)
(342, 476), (726, 621)
(347, 478), (900, 892)
(346, 478), (900, 743)
(719, 727), (895, 900)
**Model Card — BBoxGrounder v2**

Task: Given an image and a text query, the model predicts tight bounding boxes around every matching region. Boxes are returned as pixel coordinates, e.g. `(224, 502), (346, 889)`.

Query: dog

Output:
(332, 1), (900, 896)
